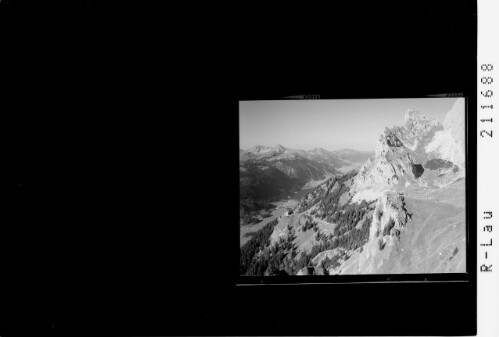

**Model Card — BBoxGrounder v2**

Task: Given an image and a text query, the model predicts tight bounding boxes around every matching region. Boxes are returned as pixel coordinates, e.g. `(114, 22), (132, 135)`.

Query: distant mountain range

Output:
(240, 145), (373, 170)
(239, 145), (373, 225)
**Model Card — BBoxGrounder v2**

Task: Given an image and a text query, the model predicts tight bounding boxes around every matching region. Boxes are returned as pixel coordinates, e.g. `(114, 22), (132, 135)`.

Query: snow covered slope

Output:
(426, 98), (466, 168)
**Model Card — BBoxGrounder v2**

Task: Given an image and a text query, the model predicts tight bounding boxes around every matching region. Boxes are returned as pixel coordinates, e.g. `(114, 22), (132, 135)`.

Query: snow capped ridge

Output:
(248, 145), (274, 154)
(425, 98), (466, 168)
(309, 147), (328, 154)
(249, 144), (288, 153)
(443, 99), (465, 132)
(241, 144), (372, 171)
(308, 147), (337, 158)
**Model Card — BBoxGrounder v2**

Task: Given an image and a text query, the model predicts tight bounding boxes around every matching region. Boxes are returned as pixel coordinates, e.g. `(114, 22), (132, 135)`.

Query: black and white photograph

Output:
(240, 98), (466, 276)
(4, 0), (481, 335)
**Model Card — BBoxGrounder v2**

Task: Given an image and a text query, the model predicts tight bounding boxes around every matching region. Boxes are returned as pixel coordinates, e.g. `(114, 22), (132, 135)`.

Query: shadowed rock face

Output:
(424, 158), (453, 170)
(269, 269), (289, 276)
(357, 112), (442, 190)
(385, 131), (404, 147)
(412, 164), (424, 178)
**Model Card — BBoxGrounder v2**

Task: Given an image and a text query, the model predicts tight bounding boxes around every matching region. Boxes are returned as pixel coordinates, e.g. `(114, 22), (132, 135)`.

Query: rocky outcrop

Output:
(366, 192), (412, 258)
(351, 128), (418, 195)
(384, 130), (405, 148)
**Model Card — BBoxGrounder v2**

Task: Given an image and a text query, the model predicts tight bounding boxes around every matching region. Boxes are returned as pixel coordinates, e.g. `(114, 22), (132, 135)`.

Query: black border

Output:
(3, 0), (477, 335)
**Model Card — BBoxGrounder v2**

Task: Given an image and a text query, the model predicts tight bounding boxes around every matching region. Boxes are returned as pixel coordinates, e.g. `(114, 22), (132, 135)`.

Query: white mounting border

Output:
(477, 1), (498, 336)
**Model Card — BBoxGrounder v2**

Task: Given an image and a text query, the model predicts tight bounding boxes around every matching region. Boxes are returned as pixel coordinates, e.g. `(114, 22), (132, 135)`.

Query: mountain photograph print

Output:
(239, 98), (467, 276)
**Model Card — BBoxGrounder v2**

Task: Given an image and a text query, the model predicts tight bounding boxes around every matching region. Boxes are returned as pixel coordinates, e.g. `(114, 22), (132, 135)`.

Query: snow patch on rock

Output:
(425, 99), (465, 168)
(351, 187), (387, 203)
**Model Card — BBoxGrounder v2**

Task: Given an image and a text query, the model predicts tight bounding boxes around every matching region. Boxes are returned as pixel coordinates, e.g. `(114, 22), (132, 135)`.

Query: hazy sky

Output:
(240, 98), (463, 151)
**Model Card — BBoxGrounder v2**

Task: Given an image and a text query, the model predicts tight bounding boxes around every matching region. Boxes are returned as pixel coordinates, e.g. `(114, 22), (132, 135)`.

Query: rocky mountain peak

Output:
(404, 109), (425, 123)
(403, 109), (440, 134)
(249, 145), (273, 153)
(375, 128), (405, 157)
(309, 147), (328, 155)
(274, 144), (286, 153)
(354, 110), (441, 197)
(353, 104), (464, 202)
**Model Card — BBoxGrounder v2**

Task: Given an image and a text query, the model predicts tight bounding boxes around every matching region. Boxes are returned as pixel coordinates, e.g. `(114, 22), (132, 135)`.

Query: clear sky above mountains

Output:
(239, 98), (463, 151)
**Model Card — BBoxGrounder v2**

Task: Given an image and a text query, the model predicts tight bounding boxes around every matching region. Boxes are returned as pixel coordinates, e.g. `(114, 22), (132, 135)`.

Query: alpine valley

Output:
(240, 99), (466, 276)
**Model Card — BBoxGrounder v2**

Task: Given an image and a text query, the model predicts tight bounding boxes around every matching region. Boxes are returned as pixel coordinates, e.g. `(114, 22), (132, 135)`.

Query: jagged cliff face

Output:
(351, 128), (416, 200)
(395, 110), (442, 152)
(364, 193), (411, 260)
(350, 106), (463, 203)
